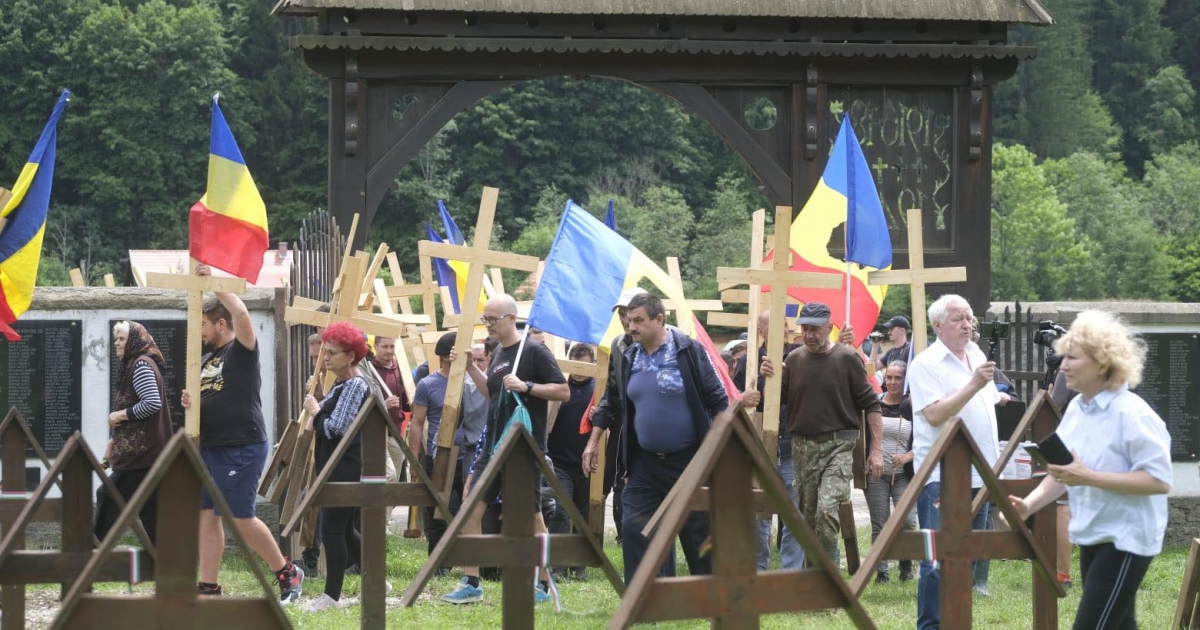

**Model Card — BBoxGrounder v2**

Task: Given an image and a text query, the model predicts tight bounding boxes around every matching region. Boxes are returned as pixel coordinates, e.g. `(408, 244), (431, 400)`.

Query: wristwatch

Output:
(525, 380), (535, 394)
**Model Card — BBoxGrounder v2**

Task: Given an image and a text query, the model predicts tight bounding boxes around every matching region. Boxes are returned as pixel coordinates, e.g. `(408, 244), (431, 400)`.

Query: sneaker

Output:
(302, 593), (345, 613)
(534, 582), (551, 604)
(569, 568), (589, 582)
(276, 560), (305, 605)
(442, 577), (483, 604)
(874, 571), (890, 584)
(345, 563), (361, 576)
(973, 583), (990, 597)
(384, 581), (393, 596)
(899, 569), (914, 582)
(197, 582), (223, 596)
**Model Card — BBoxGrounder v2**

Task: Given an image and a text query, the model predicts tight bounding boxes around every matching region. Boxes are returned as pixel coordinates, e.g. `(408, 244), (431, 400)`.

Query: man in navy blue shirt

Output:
(615, 292), (728, 583)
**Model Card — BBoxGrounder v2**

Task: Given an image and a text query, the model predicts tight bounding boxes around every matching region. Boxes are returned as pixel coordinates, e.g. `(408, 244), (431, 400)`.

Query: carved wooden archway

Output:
(274, 1), (1052, 308)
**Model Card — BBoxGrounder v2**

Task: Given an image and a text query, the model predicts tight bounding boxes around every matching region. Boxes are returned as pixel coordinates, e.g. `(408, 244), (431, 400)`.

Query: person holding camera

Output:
(1005, 310), (1170, 630)
(870, 315), (912, 372)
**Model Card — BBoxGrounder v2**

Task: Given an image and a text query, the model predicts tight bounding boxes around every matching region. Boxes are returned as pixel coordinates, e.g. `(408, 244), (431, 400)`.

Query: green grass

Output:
(149, 525), (1187, 629)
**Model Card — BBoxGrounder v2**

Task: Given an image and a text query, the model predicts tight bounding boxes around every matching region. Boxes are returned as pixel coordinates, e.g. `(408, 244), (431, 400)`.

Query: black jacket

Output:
(614, 328), (729, 471)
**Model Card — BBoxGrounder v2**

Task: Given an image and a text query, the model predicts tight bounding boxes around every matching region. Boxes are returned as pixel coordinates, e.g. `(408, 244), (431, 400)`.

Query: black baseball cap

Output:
(435, 332), (456, 357)
(883, 315), (911, 331)
(797, 302), (832, 326)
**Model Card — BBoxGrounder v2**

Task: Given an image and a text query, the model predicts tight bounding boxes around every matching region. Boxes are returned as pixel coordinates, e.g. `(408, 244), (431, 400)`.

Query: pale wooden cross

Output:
(416, 186), (541, 495)
(868, 208), (967, 354)
(68, 268), (84, 287)
(716, 205), (842, 464)
(145, 259), (247, 438)
(662, 257), (723, 322)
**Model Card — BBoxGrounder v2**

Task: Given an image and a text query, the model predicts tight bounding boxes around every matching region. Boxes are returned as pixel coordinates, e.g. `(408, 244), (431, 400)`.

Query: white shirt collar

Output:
(1077, 385), (1127, 412)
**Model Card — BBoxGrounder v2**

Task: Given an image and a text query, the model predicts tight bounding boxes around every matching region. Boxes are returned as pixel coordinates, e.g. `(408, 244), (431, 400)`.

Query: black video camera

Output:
(980, 321), (1010, 362)
(1034, 321), (1067, 349)
(868, 331), (884, 342)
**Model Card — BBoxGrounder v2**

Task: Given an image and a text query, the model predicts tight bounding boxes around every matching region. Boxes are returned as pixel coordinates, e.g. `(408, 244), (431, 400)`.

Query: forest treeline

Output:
(2, 0), (1197, 304)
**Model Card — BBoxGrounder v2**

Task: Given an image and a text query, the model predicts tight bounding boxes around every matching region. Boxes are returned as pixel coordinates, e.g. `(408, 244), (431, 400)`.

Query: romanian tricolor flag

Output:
(775, 115), (892, 346)
(188, 95), (269, 283)
(0, 90), (69, 342)
(528, 200), (740, 399)
(430, 200), (493, 314)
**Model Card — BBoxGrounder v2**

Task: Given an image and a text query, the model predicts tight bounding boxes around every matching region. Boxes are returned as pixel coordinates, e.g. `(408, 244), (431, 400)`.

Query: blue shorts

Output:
(200, 442), (268, 519)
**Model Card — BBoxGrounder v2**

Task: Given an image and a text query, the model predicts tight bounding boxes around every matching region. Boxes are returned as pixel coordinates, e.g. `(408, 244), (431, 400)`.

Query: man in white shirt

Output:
(906, 294), (999, 630)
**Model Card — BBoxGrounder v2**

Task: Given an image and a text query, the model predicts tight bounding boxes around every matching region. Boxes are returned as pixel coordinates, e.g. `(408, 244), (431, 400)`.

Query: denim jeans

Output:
(756, 450), (804, 570)
(916, 482), (990, 630)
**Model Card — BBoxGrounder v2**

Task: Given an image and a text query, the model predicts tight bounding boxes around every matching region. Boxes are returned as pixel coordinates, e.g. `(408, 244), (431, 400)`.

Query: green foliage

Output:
(34, 255), (71, 287)
(1168, 231), (1200, 301)
(621, 186), (693, 270)
(1042, 152), (1171, 298)
(1141, 142), (1200, 237)
(684, 171), (757, 298)
(1134, 65), (1197, 156)
(990, 144), (1093, 301)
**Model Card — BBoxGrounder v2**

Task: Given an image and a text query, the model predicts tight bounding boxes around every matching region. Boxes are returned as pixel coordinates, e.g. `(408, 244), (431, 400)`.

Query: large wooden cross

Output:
(416, 187), (541, 497)
(716, 205), (842, 464)
(868, 208), (968, 354)
(51, 432), (291, 630)
(662, 256), (723, 321)
(609, 405), (877, 630)
(282, 396), (449, 630)
(0, 432), (157, 623)
(401, 425), (622, 630)
(847, 417), (1064, 629)
(144, 260), (246, 438)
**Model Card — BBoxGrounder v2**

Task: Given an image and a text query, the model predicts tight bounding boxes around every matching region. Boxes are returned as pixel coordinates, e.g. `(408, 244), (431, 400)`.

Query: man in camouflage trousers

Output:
(762, 302), (883, 569)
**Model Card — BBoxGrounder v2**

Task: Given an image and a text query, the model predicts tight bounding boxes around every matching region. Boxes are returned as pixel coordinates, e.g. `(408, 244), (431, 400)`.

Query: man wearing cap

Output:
(582, 287), (646, 544)
(407, 332), (489, 565)
(614, 292), (728, 584)
(871, 315), (912, 372)
(762, 302), (883, 570)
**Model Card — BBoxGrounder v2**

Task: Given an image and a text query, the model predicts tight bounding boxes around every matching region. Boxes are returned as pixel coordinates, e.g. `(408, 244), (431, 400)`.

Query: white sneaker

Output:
(384, 580), (393, 595)
(302, 593), (345, 612)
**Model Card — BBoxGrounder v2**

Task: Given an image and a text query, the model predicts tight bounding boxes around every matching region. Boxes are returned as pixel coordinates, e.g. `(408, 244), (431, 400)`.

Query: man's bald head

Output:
(757, 310), (771, 340)
(485, 294), (518, 316)
(483, 293), (520, 344)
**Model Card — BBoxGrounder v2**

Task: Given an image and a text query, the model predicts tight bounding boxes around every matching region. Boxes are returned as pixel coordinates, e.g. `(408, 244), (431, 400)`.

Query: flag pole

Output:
(510, 325), (530, 375)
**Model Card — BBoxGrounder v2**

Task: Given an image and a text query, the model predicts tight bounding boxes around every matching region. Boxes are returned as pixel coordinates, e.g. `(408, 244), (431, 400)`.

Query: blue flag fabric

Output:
(833, 116), (892, 270)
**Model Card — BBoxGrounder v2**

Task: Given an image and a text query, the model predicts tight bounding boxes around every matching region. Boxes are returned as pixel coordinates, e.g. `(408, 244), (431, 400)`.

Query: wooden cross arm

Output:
(715, 267), (842, 290)
(284, 306), (406, 339)
(869, 266), (967, 285)
(0, 550), (152, 584)
(719, 288), (804, 306)
(441, 534), (604, 567)
(662, 299), (724, 312)
(313, 483), (438, 508)
(881, 530), (1037, 561)
(635, 572), (850, 623)
(144, 272), (246, 294)
(417, 241), (541, 272)
(557, 358), (601, 378)
(386, 283), (440, 299)
(376, 313), (433, 326)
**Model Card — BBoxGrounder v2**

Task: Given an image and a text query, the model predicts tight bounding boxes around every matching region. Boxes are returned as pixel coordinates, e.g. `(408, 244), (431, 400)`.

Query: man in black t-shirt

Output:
(442, 294), (568, 605)
(180, 264), (303, 604)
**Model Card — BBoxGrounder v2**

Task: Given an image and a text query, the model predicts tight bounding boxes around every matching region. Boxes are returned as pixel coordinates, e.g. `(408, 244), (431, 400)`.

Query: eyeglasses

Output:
(480, 314), (511, 326)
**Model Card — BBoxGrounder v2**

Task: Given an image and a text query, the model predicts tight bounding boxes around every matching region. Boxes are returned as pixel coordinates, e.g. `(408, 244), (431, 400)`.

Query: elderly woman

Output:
(1007, 310), (1171, 630)
(866, 360), (917, 584)
(302, 321), (372, 612)
(95, 321), (174, 545)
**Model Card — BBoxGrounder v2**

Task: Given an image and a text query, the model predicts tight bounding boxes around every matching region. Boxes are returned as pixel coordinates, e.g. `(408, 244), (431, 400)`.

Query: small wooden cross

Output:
(868, 208), (967, 354)
(416, 187), (541, 497)
(661, 257), (723, 318)
(144, 259), (247, 438)
(716, 206), (842, 464)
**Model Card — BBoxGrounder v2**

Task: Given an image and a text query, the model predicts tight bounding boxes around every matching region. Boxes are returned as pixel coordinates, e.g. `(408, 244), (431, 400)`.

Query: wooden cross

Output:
(662, 256), (723, 320)
(51, 432), (292, 630)
(144, 259), (247, 438)
(847, 417), (1063, 630)
(401, 425), (623, 630)
(716, 205), (842, 464)
(68, 268), (84, 287)
(867, 208), (967, 354)
(282, 396), (449, 630)
(609, 405), (877, 630)
(0, 432), (157, 620)
(416, 187), (541, 497)
(1177, 539), (1200, 629)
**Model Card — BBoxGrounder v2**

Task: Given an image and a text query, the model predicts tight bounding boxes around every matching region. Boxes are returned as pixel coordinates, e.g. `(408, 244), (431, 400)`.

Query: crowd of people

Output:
(95, 264), (1172, 628)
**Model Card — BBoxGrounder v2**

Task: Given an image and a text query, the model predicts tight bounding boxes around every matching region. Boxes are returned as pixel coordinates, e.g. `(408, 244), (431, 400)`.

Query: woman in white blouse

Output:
(1006, 310), (1171, 630)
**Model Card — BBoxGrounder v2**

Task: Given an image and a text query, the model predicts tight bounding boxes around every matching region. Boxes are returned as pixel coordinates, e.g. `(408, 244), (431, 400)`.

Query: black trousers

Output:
(94, 467), (158, 546)
(320, 505), (363, 600)
(423, 456), (465, 560)
(1073, 543), (1153, 630)
(621, 449), (710, 584)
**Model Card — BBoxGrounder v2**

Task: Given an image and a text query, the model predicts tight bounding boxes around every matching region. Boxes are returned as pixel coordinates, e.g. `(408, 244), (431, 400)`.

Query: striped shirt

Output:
(126, 361), (163, 420)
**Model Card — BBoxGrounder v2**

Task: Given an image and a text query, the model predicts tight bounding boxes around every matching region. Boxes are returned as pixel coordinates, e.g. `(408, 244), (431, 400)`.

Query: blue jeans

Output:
(916, 482), (990, 630)
(756, 450), (804, 570)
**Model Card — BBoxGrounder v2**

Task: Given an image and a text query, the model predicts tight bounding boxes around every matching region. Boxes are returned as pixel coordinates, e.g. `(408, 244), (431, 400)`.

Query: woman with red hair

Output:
(302, 321), (372, 611)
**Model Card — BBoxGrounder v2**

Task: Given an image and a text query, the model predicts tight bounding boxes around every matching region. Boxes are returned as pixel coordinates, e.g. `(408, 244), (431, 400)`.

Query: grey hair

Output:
(927, 294), (970, 326)
(886, 360), (908, 373)
(112, 320), (130, 337)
